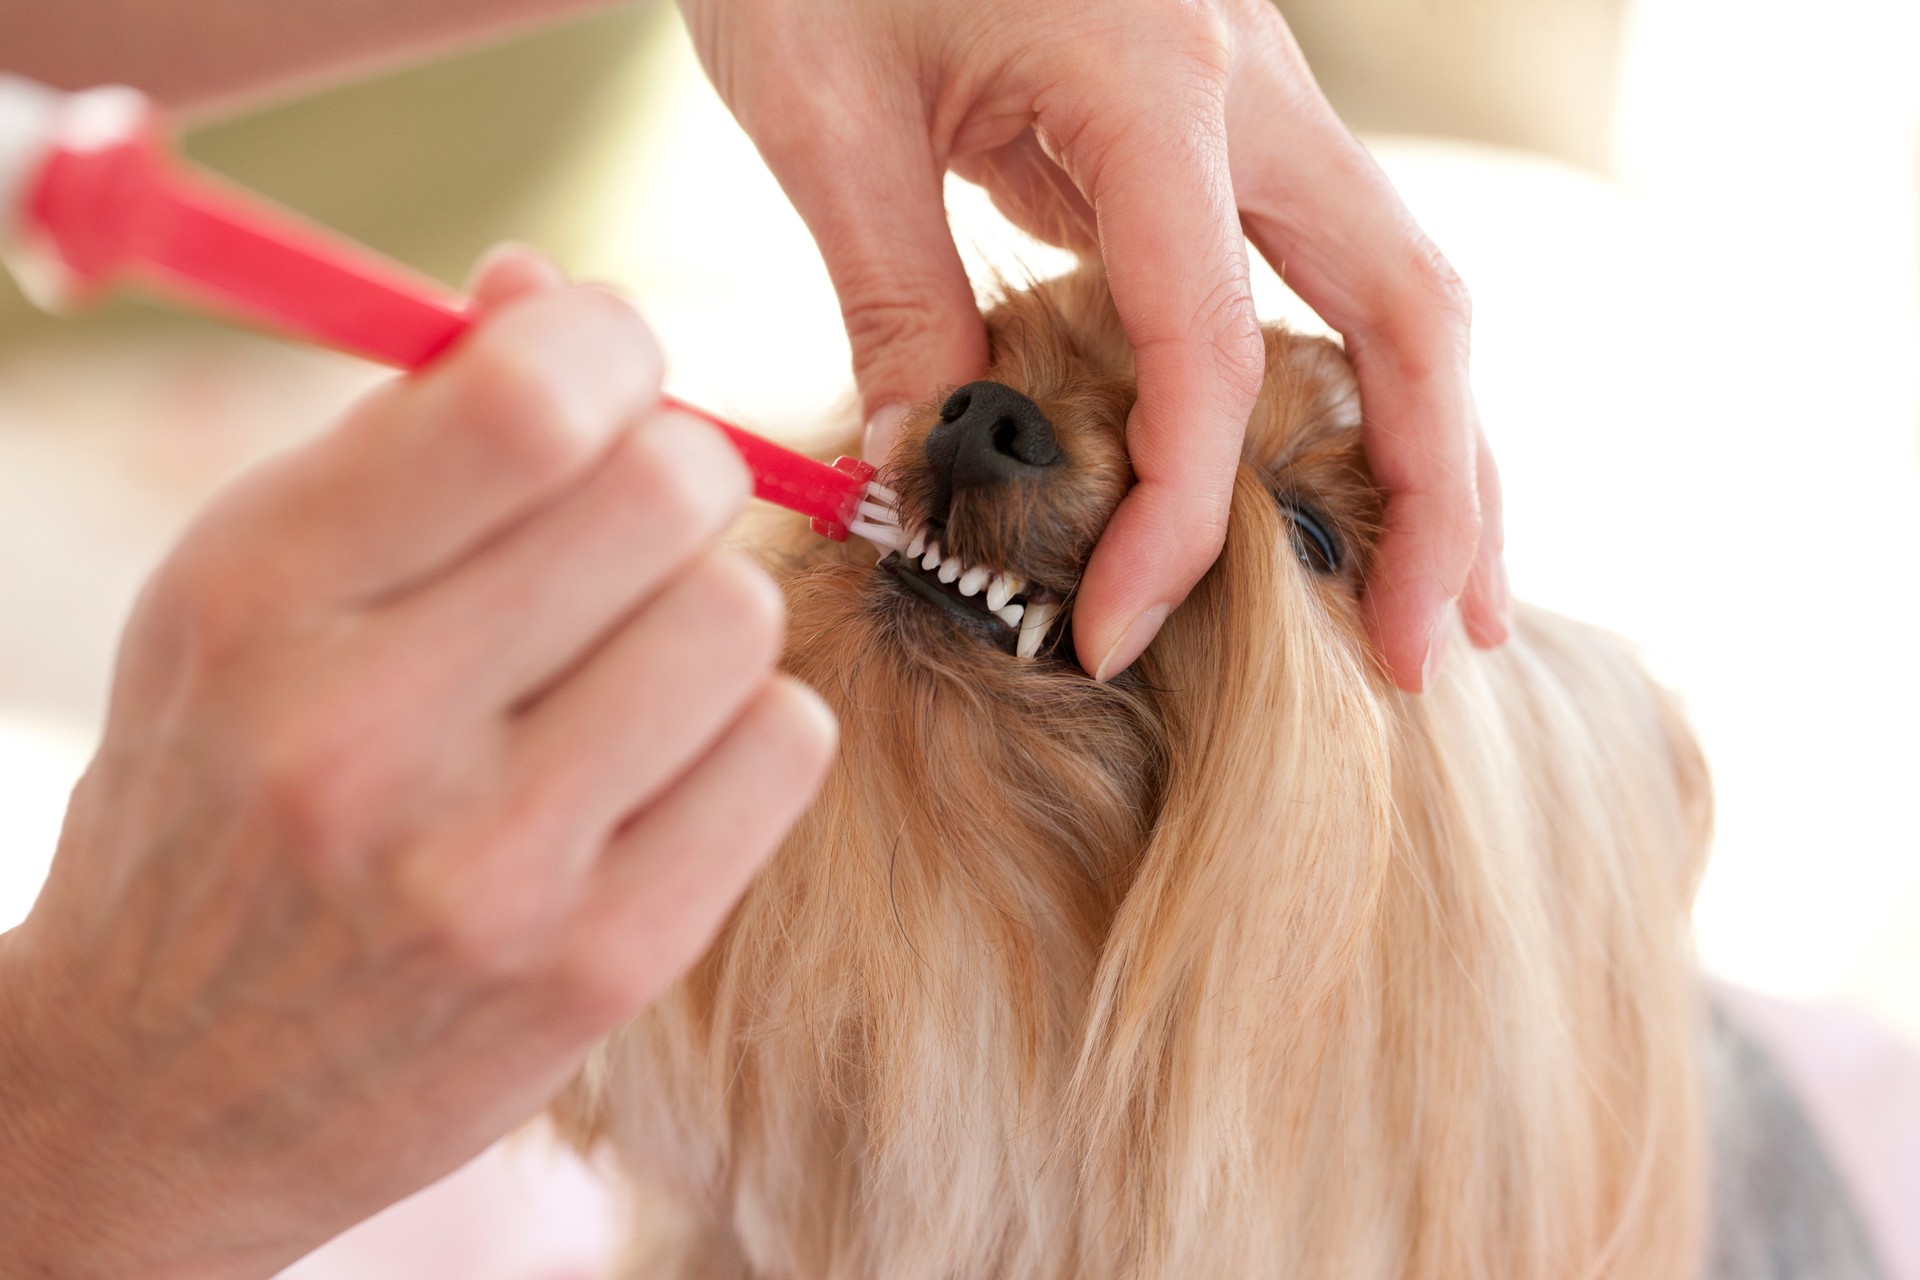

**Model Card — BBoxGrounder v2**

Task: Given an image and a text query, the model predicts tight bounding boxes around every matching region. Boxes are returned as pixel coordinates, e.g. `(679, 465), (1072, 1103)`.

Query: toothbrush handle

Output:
(26, 117), (874, 538)
(29, 117), (470, 367)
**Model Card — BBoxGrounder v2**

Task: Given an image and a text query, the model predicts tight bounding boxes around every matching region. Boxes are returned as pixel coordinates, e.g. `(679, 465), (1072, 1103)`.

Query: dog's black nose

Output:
(926, 380), (1061, 491)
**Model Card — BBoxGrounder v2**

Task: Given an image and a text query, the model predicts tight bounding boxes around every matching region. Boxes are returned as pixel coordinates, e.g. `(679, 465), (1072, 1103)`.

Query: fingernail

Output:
(464, 240), (565, 295)
(863, 404), (910, 463)
(783, 678), (841, 756)
(1420, 602), (1458, 691)
(1093, 604), (1172, 683)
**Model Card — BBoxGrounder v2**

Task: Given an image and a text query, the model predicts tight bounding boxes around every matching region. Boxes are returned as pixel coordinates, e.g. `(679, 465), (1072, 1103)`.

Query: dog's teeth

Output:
(906, 526), (927, 558)
(985, 574), (1018, 611)
(993, 602), (1024, 627)
(1015, 600), (1057, 659)
(921, 543), (941, 571)
(937, 557), (962, 584)
(958, 565), (990, 596)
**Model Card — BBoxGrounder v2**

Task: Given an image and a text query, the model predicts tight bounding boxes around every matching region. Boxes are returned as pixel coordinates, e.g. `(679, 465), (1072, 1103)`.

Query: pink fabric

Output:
(275, 996), (1920, 1280)
(274, 1124), (623, 1280)
(1718, 985), (1920, 1280)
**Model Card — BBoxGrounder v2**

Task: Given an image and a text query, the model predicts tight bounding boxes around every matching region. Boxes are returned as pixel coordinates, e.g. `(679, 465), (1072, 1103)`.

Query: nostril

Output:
(927, 380), (1061, 491)
(990, 416), (1020, 458)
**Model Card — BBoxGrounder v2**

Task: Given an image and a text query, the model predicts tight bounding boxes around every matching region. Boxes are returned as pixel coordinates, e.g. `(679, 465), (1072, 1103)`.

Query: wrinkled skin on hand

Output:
(0, 250), (835, 1280)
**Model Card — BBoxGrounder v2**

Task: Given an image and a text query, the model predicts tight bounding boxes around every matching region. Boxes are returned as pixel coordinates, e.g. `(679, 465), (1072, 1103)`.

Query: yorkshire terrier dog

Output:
(555, 270), (1884, 1279)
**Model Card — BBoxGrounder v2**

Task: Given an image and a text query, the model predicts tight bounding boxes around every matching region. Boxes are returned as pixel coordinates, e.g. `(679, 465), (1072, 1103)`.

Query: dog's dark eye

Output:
(1283, 501), (1340, 575)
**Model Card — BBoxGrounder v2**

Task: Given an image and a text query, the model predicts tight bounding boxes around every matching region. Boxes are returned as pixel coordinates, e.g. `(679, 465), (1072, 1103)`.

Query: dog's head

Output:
(567, 271), (1714, 1280)
(868, 267), (1373, 669)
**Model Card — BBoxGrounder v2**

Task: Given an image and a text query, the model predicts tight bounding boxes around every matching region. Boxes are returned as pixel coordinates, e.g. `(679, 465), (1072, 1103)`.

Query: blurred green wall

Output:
(0, 2), (673, 339)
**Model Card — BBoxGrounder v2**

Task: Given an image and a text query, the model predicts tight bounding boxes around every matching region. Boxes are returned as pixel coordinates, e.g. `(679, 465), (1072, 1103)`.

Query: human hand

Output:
(678, 0), (1510, 688)
(0, 249), (835, 1279)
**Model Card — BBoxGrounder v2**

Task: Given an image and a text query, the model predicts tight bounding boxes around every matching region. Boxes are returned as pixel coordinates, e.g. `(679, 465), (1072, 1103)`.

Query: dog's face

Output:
(565, 271), (1713, 1280)
(762, 270), (1387, 928)
(870, 267), (1377, 672)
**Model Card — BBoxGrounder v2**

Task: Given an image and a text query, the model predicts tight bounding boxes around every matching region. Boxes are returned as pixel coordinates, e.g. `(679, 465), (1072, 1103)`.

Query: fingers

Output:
(401, 547), (789, 908)
(747, 76), (988, 463)
(379, 411), (749, 713)
(1457, 432), (1510, 649)
(190, 286), (666, 611)
(501, 548), (787, 864)
(560, 676), (836, 1018)
(464, 241), (567, 311)
(1040, 57), (1266, 680)
(1225, 9), (1501, 689)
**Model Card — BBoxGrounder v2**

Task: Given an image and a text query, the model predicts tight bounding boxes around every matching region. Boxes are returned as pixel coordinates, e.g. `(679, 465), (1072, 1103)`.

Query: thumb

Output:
(758, 114), (986, 462)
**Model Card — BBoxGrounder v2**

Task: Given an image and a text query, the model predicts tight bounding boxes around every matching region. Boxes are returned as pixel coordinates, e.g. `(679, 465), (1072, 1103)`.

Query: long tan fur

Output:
(555, 269), (1714, 1279)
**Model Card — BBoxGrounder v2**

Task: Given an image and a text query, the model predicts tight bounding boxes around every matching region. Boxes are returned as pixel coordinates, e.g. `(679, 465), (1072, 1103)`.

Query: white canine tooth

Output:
(906, 526), (927, 558)
(985, 573), (1016, 611)
(921, 543), (941, 570)
(937, 557), (961, 584)
(1015, 600), (1057, 659)
(993, 602), (1025, 627)
(958, 565), (990, 596)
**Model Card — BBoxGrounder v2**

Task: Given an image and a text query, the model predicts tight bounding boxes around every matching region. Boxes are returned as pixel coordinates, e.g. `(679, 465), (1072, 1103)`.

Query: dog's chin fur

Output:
(554, 270), (1715, 1279)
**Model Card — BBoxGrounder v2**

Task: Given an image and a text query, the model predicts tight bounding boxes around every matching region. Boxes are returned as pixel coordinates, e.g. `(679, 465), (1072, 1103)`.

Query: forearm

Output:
(1, 0), (627, 117)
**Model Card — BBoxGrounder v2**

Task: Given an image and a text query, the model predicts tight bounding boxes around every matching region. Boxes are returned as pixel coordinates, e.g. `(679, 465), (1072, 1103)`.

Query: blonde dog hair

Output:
(557, 269), (1714, 1280)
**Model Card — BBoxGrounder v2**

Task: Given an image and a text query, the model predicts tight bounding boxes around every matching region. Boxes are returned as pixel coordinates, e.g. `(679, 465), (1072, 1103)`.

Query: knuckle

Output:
(1190, 486), (1236, 557)
(693, 551), (788, 665)
(386, 816), (561, 975)
(254, 707), (390, 870)
(550, 946), (667, 1026)
(615, 427), (735, 540)
(1140, 275), (1266, 411)
(442, 293), (659, 485)
(839, 288), (924, 358)
(1206, 292), (1269, 403)
(143, 549), (257, 670)
(1160, 0), (1234, 76)
(446, 347), (603, 485)
(763, 681), (839, 782)
(1408, 239), (1473, 332)
(831, 267), (980, 389)
(392, 865), (527, 975)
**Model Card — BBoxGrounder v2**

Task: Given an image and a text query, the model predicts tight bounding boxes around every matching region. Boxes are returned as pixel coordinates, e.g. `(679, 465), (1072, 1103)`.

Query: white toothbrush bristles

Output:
(845, 478), (906, 552)
(848, 518), (906, 549)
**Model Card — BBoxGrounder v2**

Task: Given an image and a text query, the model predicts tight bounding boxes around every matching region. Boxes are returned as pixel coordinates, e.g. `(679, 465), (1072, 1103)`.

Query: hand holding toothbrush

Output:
(0, 250), (836, 1277)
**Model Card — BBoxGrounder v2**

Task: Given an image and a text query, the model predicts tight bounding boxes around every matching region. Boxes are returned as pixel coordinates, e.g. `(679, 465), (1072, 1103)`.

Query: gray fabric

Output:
(1704, 1001), (1888, 1280)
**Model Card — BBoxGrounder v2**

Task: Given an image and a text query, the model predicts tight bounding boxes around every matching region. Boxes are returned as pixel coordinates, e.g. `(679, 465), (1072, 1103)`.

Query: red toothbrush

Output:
(0, 76), (903, 547)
